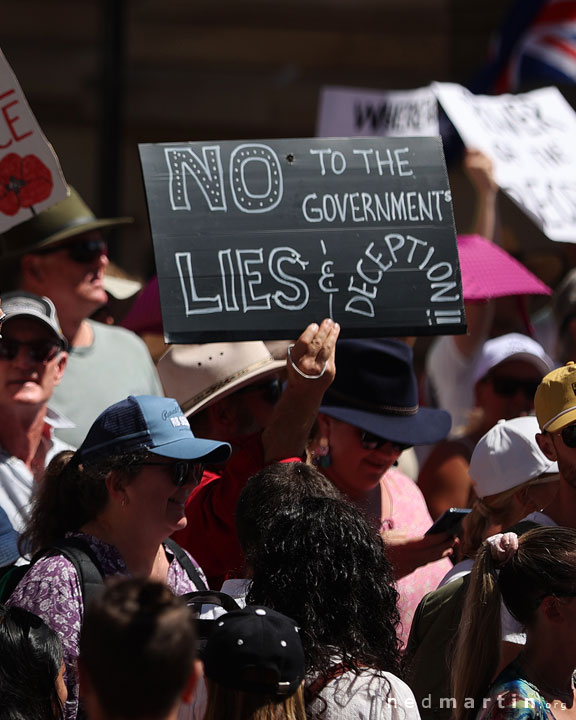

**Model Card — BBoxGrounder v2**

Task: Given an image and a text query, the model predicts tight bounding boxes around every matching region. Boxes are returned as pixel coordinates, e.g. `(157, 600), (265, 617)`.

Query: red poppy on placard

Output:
(0, 152), (53, 216)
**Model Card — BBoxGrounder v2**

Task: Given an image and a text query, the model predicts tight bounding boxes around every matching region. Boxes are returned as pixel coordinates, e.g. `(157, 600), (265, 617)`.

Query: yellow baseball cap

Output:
(535, 361), (576, 432)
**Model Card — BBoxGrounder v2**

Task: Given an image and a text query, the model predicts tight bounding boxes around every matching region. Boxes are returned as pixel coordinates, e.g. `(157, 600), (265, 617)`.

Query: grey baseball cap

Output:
(1, 291), (67, 348)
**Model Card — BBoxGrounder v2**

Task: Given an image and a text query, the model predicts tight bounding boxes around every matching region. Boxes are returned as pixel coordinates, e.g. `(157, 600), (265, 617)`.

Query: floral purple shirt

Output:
(7, 532), (205, 720)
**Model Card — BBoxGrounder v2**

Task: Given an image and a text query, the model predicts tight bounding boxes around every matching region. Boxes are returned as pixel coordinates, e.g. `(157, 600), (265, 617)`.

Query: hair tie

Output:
(485, 532), (519, 566)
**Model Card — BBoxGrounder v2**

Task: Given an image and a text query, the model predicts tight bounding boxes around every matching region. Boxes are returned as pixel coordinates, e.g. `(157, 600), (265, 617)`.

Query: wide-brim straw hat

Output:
(158, 341), (286, 417)
(0, 186), (133, 259)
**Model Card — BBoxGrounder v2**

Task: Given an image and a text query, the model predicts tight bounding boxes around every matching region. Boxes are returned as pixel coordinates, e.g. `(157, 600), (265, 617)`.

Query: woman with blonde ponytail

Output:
(405, 417), (559, 720)
(439, 416), (559, 587)
(452, 526), (576, 720)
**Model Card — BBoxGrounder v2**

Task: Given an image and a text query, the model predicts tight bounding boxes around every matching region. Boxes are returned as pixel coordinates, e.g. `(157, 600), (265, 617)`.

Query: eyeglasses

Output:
(140, 460), (205, 487)
(360, 430), (412, 453)
(236, 377), (283, 405)
(489, 376), (540, 399)
(560, 424), (576, 449)
(0, 337), (63, 364)
(36, 236), (108, 264)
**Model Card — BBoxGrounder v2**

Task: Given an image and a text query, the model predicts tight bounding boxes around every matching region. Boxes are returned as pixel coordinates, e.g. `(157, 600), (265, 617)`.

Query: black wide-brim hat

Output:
(320, 338), (451, 446)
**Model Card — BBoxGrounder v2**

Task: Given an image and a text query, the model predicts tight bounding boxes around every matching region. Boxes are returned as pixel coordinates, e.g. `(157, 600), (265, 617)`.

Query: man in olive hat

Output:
(0, 187), (162, 447)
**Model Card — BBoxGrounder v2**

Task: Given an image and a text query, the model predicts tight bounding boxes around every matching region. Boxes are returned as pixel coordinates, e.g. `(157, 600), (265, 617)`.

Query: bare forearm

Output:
(263, 318), (339, 463)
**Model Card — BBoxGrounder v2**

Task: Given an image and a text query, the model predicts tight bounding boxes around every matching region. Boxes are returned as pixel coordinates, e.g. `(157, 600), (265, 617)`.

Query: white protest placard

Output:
(316, 86), (439, 138)
(0, 49), (67, 233)
(434, 82), (576, 243)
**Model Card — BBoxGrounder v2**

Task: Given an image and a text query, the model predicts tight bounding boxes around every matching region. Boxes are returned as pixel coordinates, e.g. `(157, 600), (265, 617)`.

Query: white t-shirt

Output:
(308, 669), (421, 720)
(437, 558), (474, 588)
(0, 408), (74, 535)
(426, 336), (478, 436)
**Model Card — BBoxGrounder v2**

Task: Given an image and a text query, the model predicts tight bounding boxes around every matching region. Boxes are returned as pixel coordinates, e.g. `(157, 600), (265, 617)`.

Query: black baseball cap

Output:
(203, 606), (305, 696)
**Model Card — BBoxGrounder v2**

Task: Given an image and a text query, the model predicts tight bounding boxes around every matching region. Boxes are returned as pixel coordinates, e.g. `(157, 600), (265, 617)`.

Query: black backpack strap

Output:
(0, 564), (28, 602)
(504, 520), (541, 536)
(182, 590), (242, 614)
(164, 537), (207, 591)
(45, 537), (106, 609)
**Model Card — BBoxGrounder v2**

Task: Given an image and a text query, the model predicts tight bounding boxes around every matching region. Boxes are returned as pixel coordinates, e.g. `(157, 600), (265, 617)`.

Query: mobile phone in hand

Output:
(425, 508), (471, 536)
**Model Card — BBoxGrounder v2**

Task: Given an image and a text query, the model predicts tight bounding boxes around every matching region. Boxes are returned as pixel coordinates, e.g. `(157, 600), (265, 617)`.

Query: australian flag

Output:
(473, 0), (576, 93)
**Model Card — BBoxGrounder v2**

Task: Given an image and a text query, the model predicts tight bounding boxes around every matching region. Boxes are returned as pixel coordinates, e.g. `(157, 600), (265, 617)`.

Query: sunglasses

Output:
(0, 337), (63, 364)
(560, 424), (576, 449)
(236, 377), (283, 405)
(36, 237), (108, 264)
(489, 376), (540, 400)
(360, 430), (412, 453)
(140, 460), (205, 487)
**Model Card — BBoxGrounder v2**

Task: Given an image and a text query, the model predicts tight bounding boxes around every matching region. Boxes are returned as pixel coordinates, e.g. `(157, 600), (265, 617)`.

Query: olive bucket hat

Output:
(0, 186), (133, 259)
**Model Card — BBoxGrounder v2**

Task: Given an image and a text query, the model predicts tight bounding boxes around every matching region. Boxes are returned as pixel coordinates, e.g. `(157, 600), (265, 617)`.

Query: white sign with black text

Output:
(434, 82), (576, 243)
(316, 86), (439, 138)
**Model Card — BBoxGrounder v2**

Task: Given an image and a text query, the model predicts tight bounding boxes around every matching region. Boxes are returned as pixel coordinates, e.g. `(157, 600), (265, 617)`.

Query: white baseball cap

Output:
(469, 416), (558, 498)
(471, 333), (554, 385)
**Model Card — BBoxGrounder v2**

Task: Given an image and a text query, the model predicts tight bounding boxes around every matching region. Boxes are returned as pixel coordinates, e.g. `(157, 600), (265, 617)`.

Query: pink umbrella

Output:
(121, 275), (162, 335)
(457, 234), (551, 301)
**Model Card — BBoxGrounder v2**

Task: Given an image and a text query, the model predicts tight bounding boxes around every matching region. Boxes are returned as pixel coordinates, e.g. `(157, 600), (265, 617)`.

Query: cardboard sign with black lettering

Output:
(139, 136), (465, 343)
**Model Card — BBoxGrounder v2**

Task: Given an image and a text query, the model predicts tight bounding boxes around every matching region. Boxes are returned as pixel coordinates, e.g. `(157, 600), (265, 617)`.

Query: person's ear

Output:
(209, 397), (240, 432)
(536, 432), (557, 462)
(105, 470), (129, 507)
(19, 253), (45, 290)
(514, 486), (533, 512)
(53, 352), (68, 386)
(540, 595), (567, 624)
(180, 659), (202, 703)
(316, 412), (332, 440)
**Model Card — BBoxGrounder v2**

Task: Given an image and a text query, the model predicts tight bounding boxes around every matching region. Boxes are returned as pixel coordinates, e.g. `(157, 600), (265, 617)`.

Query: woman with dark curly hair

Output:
(246, 495), (419, 720)
(308, 338), (455, 647)
(6, 394), (230, 720)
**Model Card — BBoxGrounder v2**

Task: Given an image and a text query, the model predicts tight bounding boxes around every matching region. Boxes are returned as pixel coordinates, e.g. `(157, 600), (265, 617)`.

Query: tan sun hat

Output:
(102, 261), (143, 301)
(158, 341), (286, 417)
(0, 186), (133, 259)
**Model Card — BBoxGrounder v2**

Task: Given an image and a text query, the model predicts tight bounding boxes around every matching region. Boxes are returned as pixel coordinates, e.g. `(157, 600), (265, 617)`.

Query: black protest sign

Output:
(139, 137), (465, 343)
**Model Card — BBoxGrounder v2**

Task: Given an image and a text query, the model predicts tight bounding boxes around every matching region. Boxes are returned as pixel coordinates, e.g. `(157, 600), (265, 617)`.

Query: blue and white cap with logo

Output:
(77, 395), (231, 464)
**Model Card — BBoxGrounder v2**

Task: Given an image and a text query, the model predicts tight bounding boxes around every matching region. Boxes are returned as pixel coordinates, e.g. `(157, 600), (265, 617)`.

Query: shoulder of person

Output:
(89, 320), (151, 352)
(7, 552), (81, 605)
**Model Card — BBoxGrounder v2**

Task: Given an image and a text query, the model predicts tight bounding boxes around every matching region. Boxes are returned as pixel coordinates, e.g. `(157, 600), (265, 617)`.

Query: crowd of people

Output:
(2, 147), (576, 720)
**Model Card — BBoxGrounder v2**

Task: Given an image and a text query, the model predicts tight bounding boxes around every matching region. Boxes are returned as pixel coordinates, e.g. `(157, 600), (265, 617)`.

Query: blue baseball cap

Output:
(78, 395), (231, 464)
